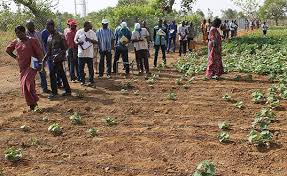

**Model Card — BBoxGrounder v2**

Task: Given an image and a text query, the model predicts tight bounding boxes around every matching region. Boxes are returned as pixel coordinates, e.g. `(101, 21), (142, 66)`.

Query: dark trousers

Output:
(187, 37), (193, 52)
(113, 47), (129, 74)
(48, 60), (71, 95)
(154, 45), (166, 67)
(167, 36), (176, 52)
(67, 48), (79, 81)
(134, 48), (140, 71)
(179, 40), (187, 56)
(136, 49), (149, 73)
(39, 69), (48, 91)
(99, 51), (112, 77)
(78, 57), (94, 84)
(231, 30), (235, 38)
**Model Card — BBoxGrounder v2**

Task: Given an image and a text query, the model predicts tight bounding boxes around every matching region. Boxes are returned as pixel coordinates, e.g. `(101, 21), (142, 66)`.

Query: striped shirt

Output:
(96, 28), (115, 52)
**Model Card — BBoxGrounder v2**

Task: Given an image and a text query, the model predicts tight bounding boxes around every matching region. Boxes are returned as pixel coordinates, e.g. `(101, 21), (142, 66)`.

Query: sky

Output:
(58, 0), (243, 17)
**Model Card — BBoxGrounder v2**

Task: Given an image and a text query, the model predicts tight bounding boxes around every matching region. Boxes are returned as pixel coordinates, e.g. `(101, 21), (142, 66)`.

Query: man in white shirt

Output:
(178, 21), (188, 56)
(74, 21), (97, 86)
(131, 23), (150, 75)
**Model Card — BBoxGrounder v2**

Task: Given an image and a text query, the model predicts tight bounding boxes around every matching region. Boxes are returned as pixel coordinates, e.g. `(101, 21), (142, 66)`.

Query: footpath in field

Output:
(0, 28), (287, 176)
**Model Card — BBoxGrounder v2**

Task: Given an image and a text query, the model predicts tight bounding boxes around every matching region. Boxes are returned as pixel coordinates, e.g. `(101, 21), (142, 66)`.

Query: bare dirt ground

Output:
(0, 43), (287, 176)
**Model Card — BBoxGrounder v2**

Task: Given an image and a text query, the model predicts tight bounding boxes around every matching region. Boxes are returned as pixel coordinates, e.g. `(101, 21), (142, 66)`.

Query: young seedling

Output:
(20, 125), (30, 132)
(33, 106), (43, 113)
(103, 117), (117, 127)
(75, 91), (85, 99)
(133, 90), (140, 96)
(251, 91), (265, 104)
(234, 101), (244, 109)
(266, 95), (280, 109)
(222, 94), (232, 102)
(87, 128), (99, 137)
(193, 160), (216, 176)
(4, 148), (22, 162)
(248, 129), (273, 146)
(176, 78), (183, 85)
(146, 78), (155, 85)
(29, 137), (40, 146)
(188, 77), (195, 84)
(167, 92), (177, 101)
(218, 131), (230, 143)
(48, 123), (62, 136)
(69, 112), (82, 125)
(218, 121), (230, 130)
(42, 116), (49, 122)
(120, 89), (129, 95)
(233, 75), (242, 81)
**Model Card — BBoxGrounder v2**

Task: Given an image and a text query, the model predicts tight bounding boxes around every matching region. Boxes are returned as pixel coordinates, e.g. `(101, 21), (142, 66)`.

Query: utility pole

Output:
(74, 0), (87, 17)
(74, 0), (77, 16)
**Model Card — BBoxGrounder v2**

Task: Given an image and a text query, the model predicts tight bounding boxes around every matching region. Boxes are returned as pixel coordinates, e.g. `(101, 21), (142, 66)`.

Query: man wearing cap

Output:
(65, 20), (79, 82)
(44, 20), (71, 99)
(74, 21), (97, 86)
(153, 19), (168, 67)
(96, 19), (115, 79)
(26, 20), (50, 94)
(113, 21), (132, 77)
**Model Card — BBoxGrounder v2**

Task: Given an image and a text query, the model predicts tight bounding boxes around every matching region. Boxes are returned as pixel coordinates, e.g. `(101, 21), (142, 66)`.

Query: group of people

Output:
(6, 15), (267, 111)
(6, 18), (187, 110)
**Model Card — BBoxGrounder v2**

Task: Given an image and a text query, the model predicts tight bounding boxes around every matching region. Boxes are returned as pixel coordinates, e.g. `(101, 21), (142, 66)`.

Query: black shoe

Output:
(48, 94), (58, 100)
(29, 104), (38, 111)
(62, 92), (72, 96)
(42, 89), (51, 94)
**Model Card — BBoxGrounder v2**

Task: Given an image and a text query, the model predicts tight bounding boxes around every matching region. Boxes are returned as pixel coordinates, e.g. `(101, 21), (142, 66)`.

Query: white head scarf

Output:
(134, 23), (141, 30)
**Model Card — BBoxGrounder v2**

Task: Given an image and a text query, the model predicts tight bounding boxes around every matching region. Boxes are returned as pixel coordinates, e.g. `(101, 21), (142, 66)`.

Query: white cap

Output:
(102, 19), (109, 24)
(121, 22), (127, 28)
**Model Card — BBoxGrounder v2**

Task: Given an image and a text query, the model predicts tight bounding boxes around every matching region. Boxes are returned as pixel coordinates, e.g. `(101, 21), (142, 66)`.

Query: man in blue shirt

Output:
(167, 20), (177, 53)
(113, 21), (132, 77)
(153, 19), (167, 67)
(96, 19), (115, 79)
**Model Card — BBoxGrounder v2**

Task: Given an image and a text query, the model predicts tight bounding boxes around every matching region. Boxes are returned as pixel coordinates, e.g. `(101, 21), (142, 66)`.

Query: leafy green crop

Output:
(251, 91), (265, 104)
(218, 121), (230, 130)
(88, 128), (98, 137)
(20, 125), (30, 132)
(4, 148), (22, 162)
(218, 131), (230, 143)
(48, 123), (62, 136)
(248, 129), (273, 146)
(193, 160), (216, 176)
(234, 101), (244, 109)
(222, 94), (232, 102)
(176, 78), (183, 85)
(167, 92), (177, 101)
(103, 117), (117, 127)
(69, 112), (82, 125)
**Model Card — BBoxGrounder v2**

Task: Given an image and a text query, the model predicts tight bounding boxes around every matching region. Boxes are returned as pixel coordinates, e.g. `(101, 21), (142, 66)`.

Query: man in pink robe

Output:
(6, 25), (44, 110)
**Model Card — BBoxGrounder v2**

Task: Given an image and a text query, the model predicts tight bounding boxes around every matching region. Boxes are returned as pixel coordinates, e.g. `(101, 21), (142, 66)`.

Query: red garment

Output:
(206, 27), (224, 78)
(6, 37), (43, 106)
(65, 29), (77, 49)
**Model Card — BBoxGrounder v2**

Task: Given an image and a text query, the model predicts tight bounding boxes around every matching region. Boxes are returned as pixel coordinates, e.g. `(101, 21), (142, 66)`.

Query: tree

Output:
(4, 0), (58, 26)
(195, 9), (205, 18)
(221, 8), (238, 19)
(232, 0), (260, 19)
(157, 0), (197, 13)
(259, 0), (287, 26)
(117, 0), (148, 6)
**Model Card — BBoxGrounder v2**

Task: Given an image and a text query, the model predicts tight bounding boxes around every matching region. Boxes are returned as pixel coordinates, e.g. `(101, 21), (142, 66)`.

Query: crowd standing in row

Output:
(5, 17), (268, 110)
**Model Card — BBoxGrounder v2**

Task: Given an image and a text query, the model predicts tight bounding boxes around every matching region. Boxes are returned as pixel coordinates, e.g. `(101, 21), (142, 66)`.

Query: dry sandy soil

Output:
(0, 44), (287, 176)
